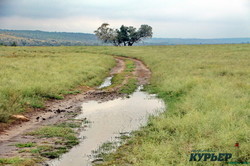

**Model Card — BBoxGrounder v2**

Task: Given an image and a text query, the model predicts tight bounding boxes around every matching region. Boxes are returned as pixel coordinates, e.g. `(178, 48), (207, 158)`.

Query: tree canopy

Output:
(94, 23), (153, 46)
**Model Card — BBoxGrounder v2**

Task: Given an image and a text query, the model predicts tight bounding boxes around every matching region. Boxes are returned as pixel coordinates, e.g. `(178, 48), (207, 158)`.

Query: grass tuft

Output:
(15, 142), (36, 148)
(0, 157), (36, 166)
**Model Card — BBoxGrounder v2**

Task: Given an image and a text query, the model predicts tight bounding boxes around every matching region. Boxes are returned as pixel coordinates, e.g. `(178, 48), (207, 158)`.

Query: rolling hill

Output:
(1, 29), (250, 46)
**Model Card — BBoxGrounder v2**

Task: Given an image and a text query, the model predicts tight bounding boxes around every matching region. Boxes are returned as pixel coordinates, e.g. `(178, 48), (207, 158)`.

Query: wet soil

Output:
(0, 56), (151, 160)
(47, 86), (164, 166)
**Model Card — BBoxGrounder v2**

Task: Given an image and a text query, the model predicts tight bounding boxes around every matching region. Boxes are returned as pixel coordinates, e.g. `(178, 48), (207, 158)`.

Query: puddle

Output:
(98, 76), (113, 89)
(47, 86), (165, 166)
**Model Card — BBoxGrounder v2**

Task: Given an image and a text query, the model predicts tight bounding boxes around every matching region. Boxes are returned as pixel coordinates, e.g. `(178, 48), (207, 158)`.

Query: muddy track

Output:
(0, 56), (151, 158)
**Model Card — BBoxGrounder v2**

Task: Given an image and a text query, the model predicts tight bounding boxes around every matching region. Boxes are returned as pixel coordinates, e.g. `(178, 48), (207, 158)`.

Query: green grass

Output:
(28, 125), (78, 141)
(55, 122), (81, 128)
(15, 142), (36, 148)
(124, 59), (135, 72)
(119, 59), (137, 94)
(0, 157), (36, 166)
(79, 44), (250, 165)
(1, 45), (249, 165)
(28, 125), (80, 148)
(25, 125), (79, 159)
(107, 59), (137, 94)
(0, 46), (115, 122)
(119, 77), (137, 94)
(39, 146), (68, 159)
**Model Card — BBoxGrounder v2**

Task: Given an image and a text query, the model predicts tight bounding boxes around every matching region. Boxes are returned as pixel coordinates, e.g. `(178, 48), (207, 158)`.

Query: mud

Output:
(47, 86), (164, 166)
(0, 56), (151, 160)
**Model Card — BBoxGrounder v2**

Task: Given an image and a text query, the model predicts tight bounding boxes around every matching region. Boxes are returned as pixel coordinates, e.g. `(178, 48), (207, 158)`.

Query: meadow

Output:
(0, 46), (115, 123)
(0, 44), (249, 165)
(81, 44), (250, 165)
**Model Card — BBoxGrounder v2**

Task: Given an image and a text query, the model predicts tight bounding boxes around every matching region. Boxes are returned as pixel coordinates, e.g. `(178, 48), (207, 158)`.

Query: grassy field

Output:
(0, 44), (249, 165)
(0, 46), (115, 123)
(80, 44), (250, 165)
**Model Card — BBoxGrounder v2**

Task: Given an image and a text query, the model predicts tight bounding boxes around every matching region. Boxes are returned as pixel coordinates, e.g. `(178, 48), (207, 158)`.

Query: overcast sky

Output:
(0, 0), (250, 38)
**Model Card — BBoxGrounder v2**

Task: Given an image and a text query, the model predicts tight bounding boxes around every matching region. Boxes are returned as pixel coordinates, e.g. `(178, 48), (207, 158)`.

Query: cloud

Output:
(0, 0), (249, 38)
(0, 15), (140, 34)
(0, 0), (129, 19)
(2, 0), (248, 20)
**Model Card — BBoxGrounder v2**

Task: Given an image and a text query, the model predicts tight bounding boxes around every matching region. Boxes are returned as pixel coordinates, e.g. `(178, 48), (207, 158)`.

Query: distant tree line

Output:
(1, 29), (250, 46)
(0, 30), (104, 46)
(0, 37), (103, 46)
(94, 23), (153, 46)
(0, 41), (17, 46)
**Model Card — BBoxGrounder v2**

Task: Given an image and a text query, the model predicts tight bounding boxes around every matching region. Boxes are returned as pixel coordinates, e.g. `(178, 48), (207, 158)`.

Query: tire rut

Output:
(0, 56), (151, 159)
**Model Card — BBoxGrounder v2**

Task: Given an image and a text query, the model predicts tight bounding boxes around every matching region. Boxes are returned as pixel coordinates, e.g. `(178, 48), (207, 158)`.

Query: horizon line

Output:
(1, 28), (250, 40)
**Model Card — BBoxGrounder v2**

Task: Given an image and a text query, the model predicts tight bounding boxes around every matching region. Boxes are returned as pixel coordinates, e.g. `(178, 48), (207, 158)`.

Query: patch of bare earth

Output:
(0, 56), (151, 160)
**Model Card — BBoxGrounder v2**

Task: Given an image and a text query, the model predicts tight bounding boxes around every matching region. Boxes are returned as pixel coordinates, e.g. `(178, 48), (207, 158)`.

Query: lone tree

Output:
(94, 23), (152, 46)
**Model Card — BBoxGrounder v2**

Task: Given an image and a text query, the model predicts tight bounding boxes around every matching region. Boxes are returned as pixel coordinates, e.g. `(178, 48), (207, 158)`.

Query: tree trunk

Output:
(128, 42), (133, 46)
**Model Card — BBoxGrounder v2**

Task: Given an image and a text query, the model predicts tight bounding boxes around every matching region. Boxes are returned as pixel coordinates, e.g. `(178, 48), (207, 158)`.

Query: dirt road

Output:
(0, 56), (151, 160)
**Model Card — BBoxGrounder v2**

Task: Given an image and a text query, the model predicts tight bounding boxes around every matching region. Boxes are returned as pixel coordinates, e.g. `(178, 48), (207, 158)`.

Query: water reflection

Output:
(98, 76), (113, 89)
(47, 87), (165, 166)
